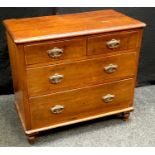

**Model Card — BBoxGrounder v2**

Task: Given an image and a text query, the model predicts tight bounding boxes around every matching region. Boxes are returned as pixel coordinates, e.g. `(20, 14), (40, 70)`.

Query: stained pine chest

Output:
(4, 9), (146, 143)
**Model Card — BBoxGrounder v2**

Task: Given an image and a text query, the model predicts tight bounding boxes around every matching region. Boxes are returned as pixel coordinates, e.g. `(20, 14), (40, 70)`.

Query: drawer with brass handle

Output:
(27, 52), (136, 97)
(30, 78), (134, 129)
(24, 37), (86, 65)
(87, 30), (140, 56)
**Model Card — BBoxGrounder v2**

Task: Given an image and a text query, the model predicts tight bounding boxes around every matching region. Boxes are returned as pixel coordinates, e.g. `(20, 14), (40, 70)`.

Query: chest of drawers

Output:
(3, 9), (146, 144)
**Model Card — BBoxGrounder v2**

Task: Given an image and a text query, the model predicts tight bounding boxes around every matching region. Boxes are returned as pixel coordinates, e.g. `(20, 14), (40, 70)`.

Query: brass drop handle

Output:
(49, 73), (64, 84)
(50, 105), (64, 114)
(104, 64), (118, 74)
(47, 47), (64, 58)
(102, 94), (115, 103)
(106, 39), (120, 49)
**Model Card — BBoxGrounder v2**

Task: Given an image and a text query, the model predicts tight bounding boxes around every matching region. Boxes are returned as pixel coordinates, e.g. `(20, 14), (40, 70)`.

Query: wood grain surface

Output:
(27, 52), (137, 97)
(30, 78), (135, 129)
(3, 10), (146, 43)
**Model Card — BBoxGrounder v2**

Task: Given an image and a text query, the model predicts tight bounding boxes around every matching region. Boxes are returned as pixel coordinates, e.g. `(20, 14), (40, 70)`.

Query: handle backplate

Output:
(47, 47), (64, 58)
(104, 64), (118, 74)
(50, 105), (64, 114)
(106, 39), (120, 49)
(49, 73), (64, 84)
(102, 94), (115, 103)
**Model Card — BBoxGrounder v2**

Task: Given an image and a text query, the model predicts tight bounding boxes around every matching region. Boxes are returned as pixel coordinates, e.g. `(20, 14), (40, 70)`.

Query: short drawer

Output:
(30, 78), (134, 129)
(27, 52), (137, 97)
(24, 37), (86, 65)
(87, 30), (140, 56)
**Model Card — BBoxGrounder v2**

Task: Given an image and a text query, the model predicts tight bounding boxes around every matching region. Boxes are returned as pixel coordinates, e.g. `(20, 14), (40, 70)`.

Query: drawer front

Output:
(30, 78), (135, 129)
(27, 52), (137, 97)
(24, 37), (86, 65)
(87, 30), (140, 56)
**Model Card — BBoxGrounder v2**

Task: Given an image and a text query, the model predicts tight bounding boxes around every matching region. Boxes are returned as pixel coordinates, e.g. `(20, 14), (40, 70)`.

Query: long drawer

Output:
(30, 78), (135, 129)
(27, 52), (137, 97)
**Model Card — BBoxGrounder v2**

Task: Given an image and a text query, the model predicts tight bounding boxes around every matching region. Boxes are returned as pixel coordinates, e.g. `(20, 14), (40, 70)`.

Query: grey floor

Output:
(0, 85), (155, 147)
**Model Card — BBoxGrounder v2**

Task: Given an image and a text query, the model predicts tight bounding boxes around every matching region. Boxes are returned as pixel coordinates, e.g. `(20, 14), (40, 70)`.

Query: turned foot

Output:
(26, 133), (38, 144)
(27, 135), (35, 144)
(116, 111), (130, 121)
(121, 111), (130, 121)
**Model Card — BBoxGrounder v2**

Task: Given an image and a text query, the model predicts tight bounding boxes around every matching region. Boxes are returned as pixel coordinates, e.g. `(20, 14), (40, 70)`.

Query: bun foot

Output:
(26, 133), (38, 144)
(116, 111), (130, 121)
(27, 136), (35, 144)
(121, 111), (130, 121)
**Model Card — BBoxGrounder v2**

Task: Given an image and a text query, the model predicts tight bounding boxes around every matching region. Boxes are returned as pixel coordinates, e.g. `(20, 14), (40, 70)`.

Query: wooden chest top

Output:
(3, 9), (146, 44)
